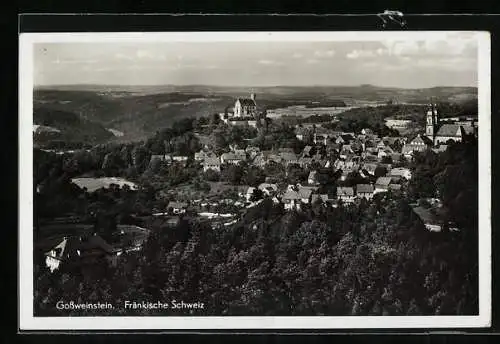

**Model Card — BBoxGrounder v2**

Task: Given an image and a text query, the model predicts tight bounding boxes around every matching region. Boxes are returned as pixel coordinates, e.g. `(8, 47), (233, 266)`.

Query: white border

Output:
(19, 31), (491, 330)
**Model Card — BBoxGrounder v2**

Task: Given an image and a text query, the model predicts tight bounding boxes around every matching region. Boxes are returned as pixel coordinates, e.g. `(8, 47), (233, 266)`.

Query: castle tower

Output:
(250, 93), (256, 101)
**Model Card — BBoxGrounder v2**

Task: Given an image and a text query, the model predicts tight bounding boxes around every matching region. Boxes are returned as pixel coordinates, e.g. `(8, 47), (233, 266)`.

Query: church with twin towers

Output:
(424, 103), (476, 146)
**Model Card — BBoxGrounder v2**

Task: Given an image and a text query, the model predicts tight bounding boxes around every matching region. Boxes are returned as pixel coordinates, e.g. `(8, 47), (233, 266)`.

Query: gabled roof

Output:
(280, 152), (298, 161)
(168, 201), (188, 209)
(337, 186), (354, 196)
(283, 187), (313, 200)
(389, 184), (402, 190)
(436, 124), (462, 137)
(410, 134), (433, 146)
(356, 184), (374, 193)
(375, 177), (392, 186)
(204, 157), (221, 165)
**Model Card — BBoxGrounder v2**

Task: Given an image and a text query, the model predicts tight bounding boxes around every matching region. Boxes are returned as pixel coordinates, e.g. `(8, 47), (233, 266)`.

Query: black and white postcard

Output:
(19, 31), (491, 330)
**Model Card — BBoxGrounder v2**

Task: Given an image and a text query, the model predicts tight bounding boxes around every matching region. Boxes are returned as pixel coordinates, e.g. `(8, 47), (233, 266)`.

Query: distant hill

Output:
(33, 85), (477, 143)
(33, 106), (114, 146)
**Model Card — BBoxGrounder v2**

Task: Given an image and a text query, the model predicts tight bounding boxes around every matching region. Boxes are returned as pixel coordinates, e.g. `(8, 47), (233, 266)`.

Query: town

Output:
(33, 90), (479, 317)
(37, 91), (477, 268)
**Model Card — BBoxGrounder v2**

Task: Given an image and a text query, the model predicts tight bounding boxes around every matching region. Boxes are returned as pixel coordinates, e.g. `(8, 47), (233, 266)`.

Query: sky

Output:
(33, 33), (479, 88)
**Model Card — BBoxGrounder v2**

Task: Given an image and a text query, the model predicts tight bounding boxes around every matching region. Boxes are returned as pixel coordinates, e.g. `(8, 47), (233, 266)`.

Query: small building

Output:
(221, 152), (246, 165)
(311, 194), (333, 205)
(389, 167), (412, 180)
(203, 157), (221, 172)
(337, 186), (355, 204)
(282, 186), (313, 211)
(374, 177), (392, 193)
(280, 152), (299, 166)
(167, 201), (188, 214)
(356, 184), (374, 200)
(44, 234), (116, 273)
(172, 155), (189, 162)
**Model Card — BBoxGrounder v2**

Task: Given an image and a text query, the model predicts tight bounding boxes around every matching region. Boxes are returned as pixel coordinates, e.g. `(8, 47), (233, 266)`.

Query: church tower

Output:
(426, 103), (436, 138)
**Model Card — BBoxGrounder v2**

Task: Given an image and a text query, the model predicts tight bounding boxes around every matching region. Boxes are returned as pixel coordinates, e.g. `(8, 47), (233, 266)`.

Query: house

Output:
(388, 183), (402, 193)
(374, 177), (392, 193)
(234, 94), (257, 117)
(308, 171), (319, 185)
(45, 234), (116, 273)
(356, 184), (374, 200)
(280, 152), (299, 166)
(245, 146), (261, 158)
(203, 157), (221, 172)
(150, 154), (172, 165)
(194, 151), (208, 161)
(410, 204), (442, 232)
(298, 157), (313, 168)
(337, 186), (355, 204)
(377, 147), (394, 159)
(361, 128), (374, 135)
(172, 156), (189, 164)
(168, 201), (188, 214)
(389, 167), (412, 180)
(311, 194), (333, 205)
(295, 127), (310, 141)
(402, 134), (432, 158)
(391, 153), (403, 162)
(282, 185), (314, 210)
(221, 152), (246, 165)
(340, 145), (354, 159)
(361, 163), (378, 176)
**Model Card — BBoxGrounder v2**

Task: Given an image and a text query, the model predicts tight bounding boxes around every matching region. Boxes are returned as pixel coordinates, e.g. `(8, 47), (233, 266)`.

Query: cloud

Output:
(292, 53), (303, 59)
(258, 59), (282, 65)
(52, 58), (99, 64)
(313, 49), (336, 58)
(346, 48), (388, 59)
(306, 59), (319, 64)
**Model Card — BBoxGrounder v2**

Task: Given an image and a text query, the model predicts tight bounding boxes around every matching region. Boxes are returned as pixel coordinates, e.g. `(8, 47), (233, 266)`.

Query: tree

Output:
(203, 169), (220, 182)
(374, 166), (388, 178)
(250, 188), (264, 202)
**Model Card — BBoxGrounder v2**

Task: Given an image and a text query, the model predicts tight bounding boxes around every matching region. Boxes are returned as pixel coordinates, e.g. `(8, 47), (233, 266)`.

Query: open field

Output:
(71, 177), (138, 192)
